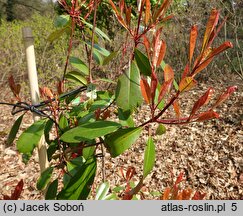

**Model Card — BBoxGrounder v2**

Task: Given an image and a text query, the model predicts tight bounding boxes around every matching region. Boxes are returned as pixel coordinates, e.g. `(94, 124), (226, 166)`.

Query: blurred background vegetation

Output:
(0, 0), (242, 89)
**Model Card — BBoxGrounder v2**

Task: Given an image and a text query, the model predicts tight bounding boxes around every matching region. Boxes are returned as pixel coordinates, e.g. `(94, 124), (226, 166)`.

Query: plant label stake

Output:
(22, 27), (49, 174)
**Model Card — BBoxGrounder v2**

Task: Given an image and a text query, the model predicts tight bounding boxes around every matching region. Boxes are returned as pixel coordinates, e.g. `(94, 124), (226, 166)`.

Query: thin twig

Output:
(88, 0), (99, 83)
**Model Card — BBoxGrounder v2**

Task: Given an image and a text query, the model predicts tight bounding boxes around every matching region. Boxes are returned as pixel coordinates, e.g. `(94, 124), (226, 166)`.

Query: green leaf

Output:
(47, 26), (70, 43)
(45, 179), (58, 200)
(37, 167), (54, 190)
(112, 186), (125, 192)
(103, 51), (119, 65)
(95, 182), (110, 200)
(115, 61), (143, 111)
(118, 108), (134, 127)
(17, 119), (46, 154)
(104, 127), (142, 157)
(156, 124), (166, 135)
(59, 114), (69, 132)
(7, 114), (24, 146)
(173, 79), (179, 91)
(54, 15), (70, 28)
(103, 193), (117, 200)
(63, 157), (86, 186)
(134, 49), (152, 76)
(44, 119), (53, 144)
(85, 42), (110, 57)
(83, 145), (95, 160)
(47, 140), (58, 161)
(69, 57), (89, 76)
(57, 157), (97, 200)
(82, 19), (111, 42)
(92, 49), (104, 65)
(60, 121), (121, 143)
(65, 71), (87, 85)
(160, 60), (166, 70)
(143, 137), (155, 178)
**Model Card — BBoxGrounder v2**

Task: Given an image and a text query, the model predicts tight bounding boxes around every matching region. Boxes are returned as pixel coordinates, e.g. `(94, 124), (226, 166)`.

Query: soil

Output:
(0, 73), (242, 200)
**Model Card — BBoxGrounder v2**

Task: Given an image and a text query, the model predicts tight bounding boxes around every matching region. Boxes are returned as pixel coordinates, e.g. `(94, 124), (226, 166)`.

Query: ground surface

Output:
(0, 73), (242, 200)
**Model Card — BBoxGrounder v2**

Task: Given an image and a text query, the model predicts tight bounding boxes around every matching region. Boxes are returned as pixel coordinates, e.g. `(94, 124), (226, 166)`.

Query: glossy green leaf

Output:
(69, 57), (89, 75)
(86, 42), (110, 57)
(104, 127), (142, 157)
(95, 182), (110, 200)
(54, 15), (70, 28)
(60, 121), (121, 143)
(92, 49), (104, 65)
(118, 108), (134, 127)
(143, 137), (155, 178)
(156, 124), (166, 135)
(57, 157), (97, 200)
(103, 51), (119, 65)
(47, 140), (58, 161)
(82, 19), (111, 42)
(59, 114), (69, 132)
(115, 61), (143, 111)
(134, 49), (152, 76)
(65, 71), (87, 85)
(45, 179), (58, 200)
(7, 114), (24, 146)
(37, 167), (54, 190)
(63, 157), (86, 186)
(17, 119), (46, 154)
(83, 145), (95, 160)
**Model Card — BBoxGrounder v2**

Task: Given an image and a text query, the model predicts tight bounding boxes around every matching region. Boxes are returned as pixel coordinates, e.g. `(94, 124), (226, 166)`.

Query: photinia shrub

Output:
(2, 0), (237, 200)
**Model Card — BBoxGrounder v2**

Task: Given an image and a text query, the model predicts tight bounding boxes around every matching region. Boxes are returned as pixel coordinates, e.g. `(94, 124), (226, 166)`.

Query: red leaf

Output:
(157, 78), (173, 104)
(109, 0), (128, 30)
(173, 99), (180, 119)
(202, 9), (219, 52)
(152, 28), (163, 68)
(125, 6), (132, 26)
(140, 78), (151, 104)
(126, 167), (135, 182)
(102, 110), (111, 120)
(57, 80), (64, 95)
(182, 188), (193, 200)
(153, 0), (172, 21)
(145, 0), (151, 25)
(175, 172), (184, 185)
(208, 41), (233, 59)
(189, 88), (214, 120)
(192, 191), (206, 200)
(161, 187), (171, 200)
(164, 64), (174, 82)
(10, 179), (24, 200)
(207, 16), (228, 48)
(2, 195), (11, 200)
(41, 87), (54, 99)
(212, 86), (237, 109)
(197, 110), (219, 121)
(178, 76), (197, 92)
(192, 56), (214, 76)
(151, 72), (158, 103)
(181, 63), (190, 79)
(119, 0), (125, 13)
(143, 35), (151, 61)
(189, 25), (198, 64)
(156, 40), (166, 68)
(8, 75), (21, 100)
